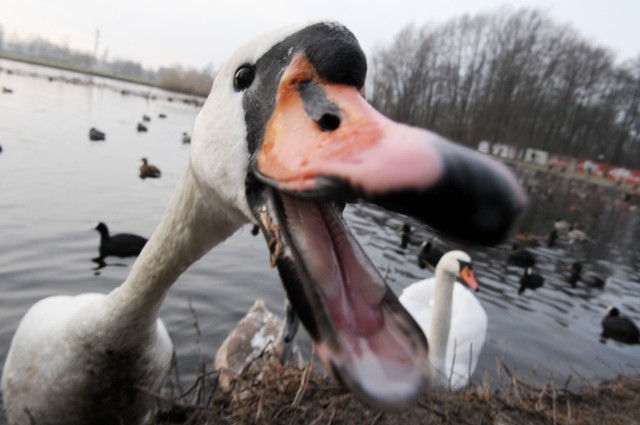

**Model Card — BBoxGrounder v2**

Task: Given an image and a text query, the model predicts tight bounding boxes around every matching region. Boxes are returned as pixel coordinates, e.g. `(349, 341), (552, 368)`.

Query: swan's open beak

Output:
(248, 53), (526, 409)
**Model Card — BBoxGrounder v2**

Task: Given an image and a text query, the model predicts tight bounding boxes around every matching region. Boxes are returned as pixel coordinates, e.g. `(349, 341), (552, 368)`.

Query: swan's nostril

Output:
(318, 113), (341, 132)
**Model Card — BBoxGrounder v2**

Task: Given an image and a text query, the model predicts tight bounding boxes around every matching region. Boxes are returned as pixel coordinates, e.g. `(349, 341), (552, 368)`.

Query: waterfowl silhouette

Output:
(547, 228), (558, 247)
(601, 306), (640, 344)
(137, 123), (148, 132)
(92, 222), (147, 267)
(89, 127), (105, 141)
(400, 223), (412, 248)
(417, 239), (445, 270)
(507, 244), (536, 268)
(565, 262), (605, 288)
(514, 230), (540, 247)
(518, 267), (544, 294)
(139, 158), (161, 179)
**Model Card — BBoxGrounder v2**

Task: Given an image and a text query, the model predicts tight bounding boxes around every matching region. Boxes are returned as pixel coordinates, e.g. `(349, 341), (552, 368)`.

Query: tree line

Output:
(0, 27), (214, 97)
(368, 8), (640, 169)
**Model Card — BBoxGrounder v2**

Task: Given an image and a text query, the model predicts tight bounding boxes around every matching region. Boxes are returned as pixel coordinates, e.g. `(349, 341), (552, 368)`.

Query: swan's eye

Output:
(234, 65), (255, 91)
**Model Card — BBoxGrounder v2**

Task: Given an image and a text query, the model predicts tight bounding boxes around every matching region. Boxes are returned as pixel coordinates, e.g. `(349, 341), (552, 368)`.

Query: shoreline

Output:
(0, 55), (207, 107)
(147, 357), (640, 424)
(0, 52), (157, 88)
(0, 53), (211, 99)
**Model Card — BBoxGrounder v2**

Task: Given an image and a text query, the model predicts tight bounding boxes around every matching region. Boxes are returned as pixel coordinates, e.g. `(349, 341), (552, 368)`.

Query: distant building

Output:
(477, 140), (491, 154)
(548, 155), (575, 171)
(478, 139), (639, 186)
(523, 148), (548, 165)
(491, 143), (517, 159)
(608, 167), (640, 185)
(576, 160), (604, 177)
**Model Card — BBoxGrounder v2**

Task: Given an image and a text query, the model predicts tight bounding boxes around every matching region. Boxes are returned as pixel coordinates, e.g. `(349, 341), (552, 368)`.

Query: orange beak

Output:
(459, 266), (479, 292)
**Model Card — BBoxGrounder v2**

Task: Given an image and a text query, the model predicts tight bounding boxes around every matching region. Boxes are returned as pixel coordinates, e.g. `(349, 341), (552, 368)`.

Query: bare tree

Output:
(368, 8), (640, 169)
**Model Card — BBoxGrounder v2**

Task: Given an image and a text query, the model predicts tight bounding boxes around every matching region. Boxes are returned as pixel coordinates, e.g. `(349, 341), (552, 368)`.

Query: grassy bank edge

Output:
(0, 52), (157, 87)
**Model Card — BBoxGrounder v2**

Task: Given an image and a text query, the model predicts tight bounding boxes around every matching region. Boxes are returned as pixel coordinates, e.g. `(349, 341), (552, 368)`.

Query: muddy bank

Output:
(146, 356), (640, 425)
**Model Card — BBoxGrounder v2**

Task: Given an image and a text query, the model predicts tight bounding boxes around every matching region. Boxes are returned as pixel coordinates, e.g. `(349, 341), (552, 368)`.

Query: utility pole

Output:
(93, 29), (100, 69)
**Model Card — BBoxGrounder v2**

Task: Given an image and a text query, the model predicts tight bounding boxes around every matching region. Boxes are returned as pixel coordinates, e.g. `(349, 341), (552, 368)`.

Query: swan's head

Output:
(438, 251), (479, 291)
(189, 22), (525, 409)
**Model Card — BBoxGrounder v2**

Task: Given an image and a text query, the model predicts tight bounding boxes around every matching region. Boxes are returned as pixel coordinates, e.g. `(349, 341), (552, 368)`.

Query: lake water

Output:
(1, 59), (639, 417)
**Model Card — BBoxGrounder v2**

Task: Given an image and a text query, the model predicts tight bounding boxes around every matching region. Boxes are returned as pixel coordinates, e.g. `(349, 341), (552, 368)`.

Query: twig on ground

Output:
(292, 359), (314, 407)
(370, 411), (384, 425)
(187, 298), (206, 405)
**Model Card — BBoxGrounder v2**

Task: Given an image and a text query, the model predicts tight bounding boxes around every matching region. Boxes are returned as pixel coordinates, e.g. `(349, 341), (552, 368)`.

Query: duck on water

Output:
(92, 222), (148, 269)
(1, 22), (527, 425)
(139, 158), (162, 179)
(601, 306), (640, 344)
(89, 127), (105, 141)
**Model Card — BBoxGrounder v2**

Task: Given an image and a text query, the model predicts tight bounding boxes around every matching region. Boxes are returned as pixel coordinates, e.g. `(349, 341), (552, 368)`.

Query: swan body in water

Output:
(400, 251), (487, 390)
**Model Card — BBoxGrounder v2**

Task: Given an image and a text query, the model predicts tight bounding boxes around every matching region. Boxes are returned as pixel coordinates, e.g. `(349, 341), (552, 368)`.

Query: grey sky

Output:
(1, 0), (638, 69)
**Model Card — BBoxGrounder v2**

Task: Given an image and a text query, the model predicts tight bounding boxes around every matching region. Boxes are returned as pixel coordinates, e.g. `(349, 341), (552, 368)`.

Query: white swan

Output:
(214, 299), (303, 391)
(399, 251), (488, 390)
(2, 22), (526, 423)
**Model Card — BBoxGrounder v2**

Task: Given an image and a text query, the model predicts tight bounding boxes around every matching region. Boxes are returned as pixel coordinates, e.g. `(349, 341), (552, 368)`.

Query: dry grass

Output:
(144, 351), (640, 425)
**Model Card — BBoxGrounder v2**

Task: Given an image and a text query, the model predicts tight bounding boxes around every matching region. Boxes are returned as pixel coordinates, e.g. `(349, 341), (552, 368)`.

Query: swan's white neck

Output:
(102, 166), (249, 339)
(428, 266), (455, 388)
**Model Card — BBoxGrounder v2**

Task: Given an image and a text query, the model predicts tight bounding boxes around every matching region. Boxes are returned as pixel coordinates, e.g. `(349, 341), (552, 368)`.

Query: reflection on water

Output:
(1, 59), (639, 414)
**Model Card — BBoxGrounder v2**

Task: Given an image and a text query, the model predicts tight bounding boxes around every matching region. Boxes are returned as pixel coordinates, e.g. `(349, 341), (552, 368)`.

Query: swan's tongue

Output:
(254, 188), (428, 409)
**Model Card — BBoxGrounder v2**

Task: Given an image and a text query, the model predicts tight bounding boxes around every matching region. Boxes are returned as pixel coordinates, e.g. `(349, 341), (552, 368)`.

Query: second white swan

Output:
(400, 251), (487, 390)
